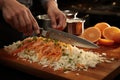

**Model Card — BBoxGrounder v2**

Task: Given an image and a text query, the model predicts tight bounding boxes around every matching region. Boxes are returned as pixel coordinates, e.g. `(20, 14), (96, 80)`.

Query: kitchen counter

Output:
(0, 62), (120, 80)
(0, 58), (119, 80)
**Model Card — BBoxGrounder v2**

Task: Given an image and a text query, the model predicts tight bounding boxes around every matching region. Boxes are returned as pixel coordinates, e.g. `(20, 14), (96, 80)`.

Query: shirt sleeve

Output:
(17, 0), (33, 8)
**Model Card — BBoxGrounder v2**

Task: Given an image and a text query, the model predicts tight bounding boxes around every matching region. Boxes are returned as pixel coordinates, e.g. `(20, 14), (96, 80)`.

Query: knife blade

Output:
(39, 28), (99, 48)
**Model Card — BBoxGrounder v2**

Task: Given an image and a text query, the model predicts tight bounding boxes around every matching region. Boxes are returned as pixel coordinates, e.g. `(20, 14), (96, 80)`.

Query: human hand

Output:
(47, 0), (66, 30)
(1, 0), (40, 35)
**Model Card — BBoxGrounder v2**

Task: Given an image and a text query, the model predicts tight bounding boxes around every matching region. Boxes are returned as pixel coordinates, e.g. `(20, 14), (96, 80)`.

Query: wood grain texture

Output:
(0, 45), (120, 80)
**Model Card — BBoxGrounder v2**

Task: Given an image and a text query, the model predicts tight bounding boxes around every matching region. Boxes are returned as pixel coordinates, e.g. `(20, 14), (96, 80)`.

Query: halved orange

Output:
(103, 26), (120, 41)
(81, 27), (101, 42)
(94, 22), (111, 37)
(112, 32), (120, 43)
(98, 38), (114, 46)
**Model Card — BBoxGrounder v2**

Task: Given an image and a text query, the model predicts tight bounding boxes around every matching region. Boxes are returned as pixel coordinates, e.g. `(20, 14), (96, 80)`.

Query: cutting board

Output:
(0, 45), (120, 80)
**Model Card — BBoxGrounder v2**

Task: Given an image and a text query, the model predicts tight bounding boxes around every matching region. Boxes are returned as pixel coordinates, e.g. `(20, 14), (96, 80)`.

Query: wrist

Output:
(42, 0), (58, 9)
(0, 0), (16, 9)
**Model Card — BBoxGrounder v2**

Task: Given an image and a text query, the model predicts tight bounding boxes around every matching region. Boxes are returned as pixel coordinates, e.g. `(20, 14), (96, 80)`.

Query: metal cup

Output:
(66, 18), (85, 36)
(36, 14), (51, 30)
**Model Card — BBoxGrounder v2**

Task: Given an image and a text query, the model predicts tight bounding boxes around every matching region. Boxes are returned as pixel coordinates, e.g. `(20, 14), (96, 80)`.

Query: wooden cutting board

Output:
(0, 45), (120, 80)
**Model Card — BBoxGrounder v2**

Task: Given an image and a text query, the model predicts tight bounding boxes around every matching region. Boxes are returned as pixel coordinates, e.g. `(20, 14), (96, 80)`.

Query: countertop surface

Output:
(0, 61), (119, 80)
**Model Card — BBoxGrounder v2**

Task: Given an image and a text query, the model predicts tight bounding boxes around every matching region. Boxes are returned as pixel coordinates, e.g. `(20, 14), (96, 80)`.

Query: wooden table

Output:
(0, 45), (120, 80)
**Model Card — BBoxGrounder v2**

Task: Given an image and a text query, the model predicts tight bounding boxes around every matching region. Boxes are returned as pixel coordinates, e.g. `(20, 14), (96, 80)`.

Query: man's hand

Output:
(1, 0), (40, 35)
(47, 0), (66, 30)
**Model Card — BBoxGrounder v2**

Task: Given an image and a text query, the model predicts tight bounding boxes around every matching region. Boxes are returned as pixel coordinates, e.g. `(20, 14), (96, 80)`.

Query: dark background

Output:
(0, 0), (120, 80)
(57, 0), (120, 28)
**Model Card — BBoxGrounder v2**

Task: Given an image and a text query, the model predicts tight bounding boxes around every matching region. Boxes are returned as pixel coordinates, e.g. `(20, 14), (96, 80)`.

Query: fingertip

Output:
(33, 22), (40, 32)
(51, 24), (57, 29)
(56, 24), (64, 30)
(35, 29), (40, 34)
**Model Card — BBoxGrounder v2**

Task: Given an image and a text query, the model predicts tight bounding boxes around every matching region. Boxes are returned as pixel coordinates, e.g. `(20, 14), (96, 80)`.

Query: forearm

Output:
(41, 0), (58, 10)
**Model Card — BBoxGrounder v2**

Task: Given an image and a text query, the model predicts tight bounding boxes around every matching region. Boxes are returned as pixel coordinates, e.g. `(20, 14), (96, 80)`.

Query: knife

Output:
(38, 28), (99, 48)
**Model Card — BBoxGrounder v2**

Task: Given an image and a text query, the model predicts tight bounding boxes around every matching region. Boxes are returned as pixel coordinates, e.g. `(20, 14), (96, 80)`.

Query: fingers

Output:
(12, 8), (39, 36)
(51, 14), (66, 30)
(12, 15), (20, 31)
(50, 15), (57, 29)
(2, 0), (40, 36)
(2, 1), (40, 36)
(57, 14), (66, 30)
(27, 10), (40, 34)
(11, 9), (33, 35)
(22, 10), (33, 35)
(18, 13), (26, 33)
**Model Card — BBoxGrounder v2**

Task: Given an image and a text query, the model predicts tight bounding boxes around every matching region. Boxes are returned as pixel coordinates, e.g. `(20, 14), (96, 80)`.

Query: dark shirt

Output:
(17, 0), (33, 8)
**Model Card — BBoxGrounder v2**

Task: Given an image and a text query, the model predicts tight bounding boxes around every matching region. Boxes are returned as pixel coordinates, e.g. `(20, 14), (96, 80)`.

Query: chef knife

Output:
(38, 28), (99, 48)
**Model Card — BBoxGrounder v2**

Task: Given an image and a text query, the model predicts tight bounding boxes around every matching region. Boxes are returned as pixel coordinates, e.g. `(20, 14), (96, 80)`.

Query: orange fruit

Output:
(98, 38), (114, 46)
(94, 22), (111, 36)
(103, 26), (120, 40)
(81, 27), (101, 42)
(112, 32), (120, 43)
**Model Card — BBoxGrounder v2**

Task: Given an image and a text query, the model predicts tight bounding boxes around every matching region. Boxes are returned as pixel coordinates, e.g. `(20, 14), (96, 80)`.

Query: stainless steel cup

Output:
(37, 14), (51, 30)
(66, 18), (85, 36)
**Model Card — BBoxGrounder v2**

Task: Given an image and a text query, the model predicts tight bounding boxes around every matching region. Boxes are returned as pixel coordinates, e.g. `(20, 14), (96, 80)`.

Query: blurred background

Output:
(57, 0), (120, 28)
